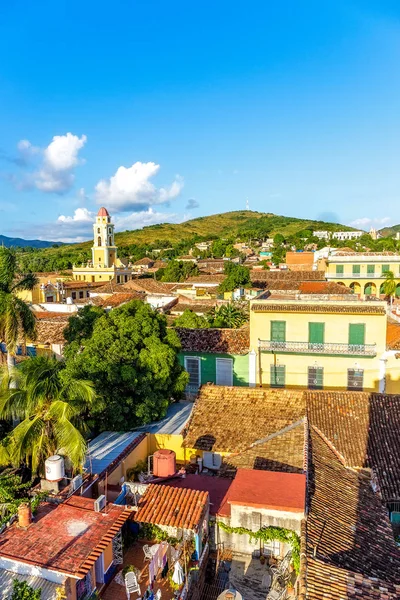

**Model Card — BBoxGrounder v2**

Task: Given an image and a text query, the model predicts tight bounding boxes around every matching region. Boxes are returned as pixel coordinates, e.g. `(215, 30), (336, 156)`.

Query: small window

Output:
(79, 291), (84, 299)
(367, 265), (375, 274)
(308, 322), (324, 345)
(348, 323), (365, 347)
(97, 228), (100, 234)
(270, 321), (286, 343)
(72, 292), (77, 300)
(86, 291), (90, 297)
(308, 366), (323, 390)
(116, 276), (121, 284)
(336, 265), (344, 274)
(348, 369), (364, 391)
(216, 358), (233, 386)
(352, 265), (360, 274)
(109, 237), (112, 246)
(382, 265), (390, 273)
(262, 539), (281, 558)
(98, 236), (102, 246)
(184, 357), (201, 391)
(270, 364), (285, 388)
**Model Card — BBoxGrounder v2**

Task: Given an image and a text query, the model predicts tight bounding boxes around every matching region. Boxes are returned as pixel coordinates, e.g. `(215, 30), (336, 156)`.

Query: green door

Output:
(270, 365), (285, 388)
(308, 322), (325, 345)
(349, 324), (365, 346)
(270, 321), (286, 342)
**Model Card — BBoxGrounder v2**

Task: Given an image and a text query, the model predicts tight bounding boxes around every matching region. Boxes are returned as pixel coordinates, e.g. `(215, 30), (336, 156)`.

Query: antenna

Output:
(246, 198), (250, 211)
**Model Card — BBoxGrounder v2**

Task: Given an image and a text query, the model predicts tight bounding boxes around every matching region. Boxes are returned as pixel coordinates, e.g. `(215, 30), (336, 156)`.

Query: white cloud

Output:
(57, 207), (94, 224)
(349, 216), (392, 228)
(95, 161), (184, 211)
(34, 133), (87, 193)
(16, 139), (40, 164)
(114, 208), (182, 231)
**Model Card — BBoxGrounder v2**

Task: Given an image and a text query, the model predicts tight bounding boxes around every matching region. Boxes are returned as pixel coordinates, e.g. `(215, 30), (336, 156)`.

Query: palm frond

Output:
(15, 297), (37, 341)
(53, 418), (87, 469)
(0, 248), (17, 292)
(8, 416), (46, 471)
(11, 273), (39, 292)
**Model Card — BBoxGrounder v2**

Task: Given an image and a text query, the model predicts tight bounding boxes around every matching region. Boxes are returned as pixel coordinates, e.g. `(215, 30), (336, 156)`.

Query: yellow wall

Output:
(250, 301), (387, 391)
(325, 258), (400, 297)
(100, 436), (149, 487)
(385, 353), (400, 393)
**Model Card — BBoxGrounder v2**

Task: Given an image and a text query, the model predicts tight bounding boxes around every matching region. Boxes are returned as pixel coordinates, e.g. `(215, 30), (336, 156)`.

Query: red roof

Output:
(0, 496), (130, 577)
(218, 468), (306, 516)
(159, 475), (232, 516)
(135, 483), (209, 531)
(97, 207), (110, 216)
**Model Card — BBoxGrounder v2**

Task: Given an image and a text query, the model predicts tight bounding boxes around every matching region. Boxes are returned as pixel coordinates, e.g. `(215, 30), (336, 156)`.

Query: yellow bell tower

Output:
(92, 207), (117, 268)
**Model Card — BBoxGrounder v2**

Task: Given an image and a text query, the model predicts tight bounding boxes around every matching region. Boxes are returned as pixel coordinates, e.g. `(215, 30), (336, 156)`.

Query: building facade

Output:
(323, 252), (400, 297)
(249, 298), (387, 391)
(72, 207), (132, 283)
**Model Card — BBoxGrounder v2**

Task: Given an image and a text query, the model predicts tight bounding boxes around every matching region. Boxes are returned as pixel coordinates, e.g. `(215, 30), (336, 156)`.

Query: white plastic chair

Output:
(155, 590), (162, 599)
(125, 571), (141, 597)
(143, 544), (153, 560)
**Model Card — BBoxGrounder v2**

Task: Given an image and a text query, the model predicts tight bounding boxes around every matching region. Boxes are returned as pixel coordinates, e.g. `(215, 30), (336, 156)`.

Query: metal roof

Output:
(85, 430), (144, 475)
(135, 402), (193, 435)
(0, 569), (60, 600)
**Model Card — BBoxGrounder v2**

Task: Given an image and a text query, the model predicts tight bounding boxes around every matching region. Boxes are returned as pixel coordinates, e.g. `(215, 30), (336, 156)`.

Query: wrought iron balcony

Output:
(258, 340), (377, 356)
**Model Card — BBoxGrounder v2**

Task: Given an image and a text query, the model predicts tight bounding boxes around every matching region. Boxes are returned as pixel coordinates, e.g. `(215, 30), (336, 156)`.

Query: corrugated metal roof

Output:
(85, 430), (144, 474)
(0, 569), (60, 600)
(135, 402), (193, 435)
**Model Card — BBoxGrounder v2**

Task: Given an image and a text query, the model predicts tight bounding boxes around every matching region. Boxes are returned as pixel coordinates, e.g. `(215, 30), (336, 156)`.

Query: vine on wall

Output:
(217, 521), (300, 573)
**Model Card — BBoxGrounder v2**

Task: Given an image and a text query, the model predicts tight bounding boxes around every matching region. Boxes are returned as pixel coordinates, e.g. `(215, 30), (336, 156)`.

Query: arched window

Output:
(97, 228), (100, 234)
(109, 237), (112, 246)
(98, 236), (102, 246)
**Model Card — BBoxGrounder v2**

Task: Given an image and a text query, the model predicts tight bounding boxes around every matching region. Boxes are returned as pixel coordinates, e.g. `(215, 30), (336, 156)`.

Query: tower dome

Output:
(97, 207), (110, 217)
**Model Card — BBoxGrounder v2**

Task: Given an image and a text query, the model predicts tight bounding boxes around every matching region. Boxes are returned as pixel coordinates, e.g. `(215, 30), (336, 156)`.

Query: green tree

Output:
(64, 305), (104, 344)
(273, 233), (285, 245)
(158, 260), (199, 282)
(63, 300), (188, 430)
(382, 270), (396, 307)
(0, 248), (37, 370)
(207, 304), (248, 328)
(0, 356), (95, 473)
(174, 309), (210, 329)
(10, 580), (41, 600)
(219, 263), (250, 293)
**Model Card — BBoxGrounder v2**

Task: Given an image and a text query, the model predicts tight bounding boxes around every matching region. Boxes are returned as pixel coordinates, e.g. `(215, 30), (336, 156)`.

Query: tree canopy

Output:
(174, 309), (210, 329)
(63, 305), (104, 344)
(218, 262), (250, 293)
(156, 260), (199, 282)
(10, 580), (41, 600)
(63, 300), (188, 430)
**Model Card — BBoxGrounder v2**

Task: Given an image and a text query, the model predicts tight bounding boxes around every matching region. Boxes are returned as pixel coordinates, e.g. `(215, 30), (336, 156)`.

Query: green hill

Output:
(17, 211), (357, 272)
(378, 224), (400, 238)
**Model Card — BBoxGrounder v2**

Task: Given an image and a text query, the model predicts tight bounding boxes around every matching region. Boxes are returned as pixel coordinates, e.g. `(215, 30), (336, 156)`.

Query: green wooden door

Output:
(270, 321), (286, 342)
(308, 322), (325, 345)
(270, 365), (285, 388)
(349, 324), (365, 346)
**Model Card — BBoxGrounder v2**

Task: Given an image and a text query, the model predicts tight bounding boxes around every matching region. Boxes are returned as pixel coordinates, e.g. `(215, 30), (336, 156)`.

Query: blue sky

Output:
(1, 0), (400, 241)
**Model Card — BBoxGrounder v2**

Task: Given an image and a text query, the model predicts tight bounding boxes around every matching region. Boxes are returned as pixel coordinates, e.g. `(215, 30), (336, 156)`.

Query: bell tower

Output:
(92, 207), (117, 268)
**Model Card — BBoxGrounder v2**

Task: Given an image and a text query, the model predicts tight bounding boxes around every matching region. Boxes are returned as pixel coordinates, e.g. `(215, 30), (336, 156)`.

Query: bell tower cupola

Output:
(92, 207), (117, 268)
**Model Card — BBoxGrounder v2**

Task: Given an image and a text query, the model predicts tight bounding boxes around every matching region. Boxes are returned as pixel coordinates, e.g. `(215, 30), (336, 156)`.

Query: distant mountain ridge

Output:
(0, 234), (63, 249)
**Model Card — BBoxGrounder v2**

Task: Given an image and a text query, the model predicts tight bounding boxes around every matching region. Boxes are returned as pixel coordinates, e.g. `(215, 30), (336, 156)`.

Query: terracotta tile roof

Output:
(62, 281), (105, 289)
(222, 421), (305, 474)
(176, 327), (250, 355)
(33, 311), (70, 319)
(386, 320), (400, 350)
(123, 279), (174, 294)
(306, 391), (400, 501)
(183, 386), (305, 453)
(135, 483), (208, 532)
(134, 257), (154, 266)
(251, 302), (386, 315)
(185, 274), (226, 284)
(158, 475), (232, 516)
(299, 281), (352, 294)
(91, 279), (127, 293)
(304, 427), (400, 596)
(35, 316), (69, 345)
(91, 291), (144, 307)
(264, 281), (301, 291)
(0, 496), (130, 577)
(250, 270), (325, 282)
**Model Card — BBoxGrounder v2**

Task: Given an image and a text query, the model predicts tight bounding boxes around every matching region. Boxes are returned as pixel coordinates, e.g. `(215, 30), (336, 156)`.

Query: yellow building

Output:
(323, 251), (400, 298)
(249, 297), (388, 392)
(72, 207), (132, 283)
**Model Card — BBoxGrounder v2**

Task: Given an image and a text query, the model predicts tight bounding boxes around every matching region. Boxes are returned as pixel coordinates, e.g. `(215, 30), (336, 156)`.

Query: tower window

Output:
(109, 237), (112, 246)
(97, 228), (100, 234)
(98, 237), (102, 246)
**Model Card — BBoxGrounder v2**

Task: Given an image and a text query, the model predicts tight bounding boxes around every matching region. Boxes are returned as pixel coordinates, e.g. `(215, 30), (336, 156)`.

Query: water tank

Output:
(45, 455), (65, 481)
(153, 449), (176, 478)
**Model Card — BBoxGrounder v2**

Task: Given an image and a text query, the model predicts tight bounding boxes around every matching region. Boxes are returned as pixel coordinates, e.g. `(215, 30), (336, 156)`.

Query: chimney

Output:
(18, 502), (32, 529)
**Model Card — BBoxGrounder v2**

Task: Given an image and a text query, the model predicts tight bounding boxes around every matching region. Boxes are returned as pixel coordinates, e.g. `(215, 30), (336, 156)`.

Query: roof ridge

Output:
(310, 425), (347, 467)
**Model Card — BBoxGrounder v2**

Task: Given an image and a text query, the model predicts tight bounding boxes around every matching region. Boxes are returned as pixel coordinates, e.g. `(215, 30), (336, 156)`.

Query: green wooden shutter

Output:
(270, 365), (285, 388)
(382, 265), (390, 273)
(367, 265), (375, 274)
(336, 265), (344, 274)
(352, 265), (360, 274)
(270, 321), (286, 342)
(308, 323), (325, 344)
(349, 324), (365, 346)
(308, 367), (323, 389)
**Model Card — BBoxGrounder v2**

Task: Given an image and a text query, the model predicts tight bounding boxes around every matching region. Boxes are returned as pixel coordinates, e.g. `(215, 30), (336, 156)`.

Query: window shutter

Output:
(308, 323), (325, 345)
(352, 265), (360, 274)
(349, 324), (365, 346)
(216, 358), (233, 386)
(336, 265), (344, 274)
(270, 365), (285, 388)
(382, 265), (390, 273)
(367, 265), (375, 274)
(184, 357), (200, 391)
(271, 321), (286, 342)
(348, 369), (364, 391)
(308, 366), (323, 389)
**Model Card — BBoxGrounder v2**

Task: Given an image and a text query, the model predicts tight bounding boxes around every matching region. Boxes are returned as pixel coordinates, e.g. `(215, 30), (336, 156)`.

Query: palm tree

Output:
(208, 303), (248, 328)
(382, 270), (397, 308)
(0, 248), (38, 370)
(0, 356), (96, 473)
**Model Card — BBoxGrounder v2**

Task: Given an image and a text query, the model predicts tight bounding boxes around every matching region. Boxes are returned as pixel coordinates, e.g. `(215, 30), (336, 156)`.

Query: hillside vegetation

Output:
(16, 210), (356, 272)
(378, 224), (400, 238)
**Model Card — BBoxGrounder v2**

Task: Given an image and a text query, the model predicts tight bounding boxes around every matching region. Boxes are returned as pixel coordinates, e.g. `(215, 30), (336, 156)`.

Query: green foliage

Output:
(126, 459), (148, 481)
(219, 263), (250, 293)
(0, 356), (95, 472)
(10, 580), (41, 599)
(139, 522), (179, 545)
(207, 303), (248, 328)
(63, 300), (188, 431)
(63, 305), (104, 344)
(382, 270), (396, 299)
(0, 248), (38, 363)
(174, 309), (210, 329)
(217, 521), (300, 574)
(158, 260), (199, 282)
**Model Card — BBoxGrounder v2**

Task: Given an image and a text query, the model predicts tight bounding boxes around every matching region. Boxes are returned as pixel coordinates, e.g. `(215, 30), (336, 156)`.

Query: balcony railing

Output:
(258, 340), (377, 356)
(327, 272), (389, 279)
